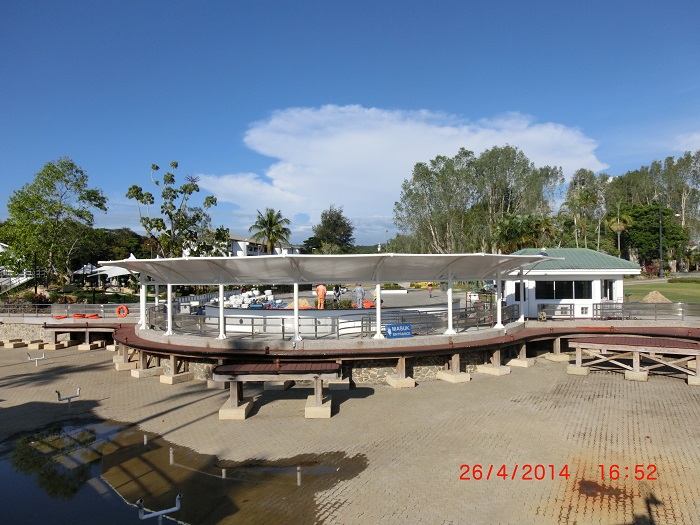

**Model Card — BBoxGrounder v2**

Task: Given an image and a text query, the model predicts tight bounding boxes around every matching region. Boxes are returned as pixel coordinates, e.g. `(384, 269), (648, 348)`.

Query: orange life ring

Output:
(54, 315), (68, 319)
(116, 305), (129, 318)
(86, 314), (101, 319)
(73, 313), (85, 319)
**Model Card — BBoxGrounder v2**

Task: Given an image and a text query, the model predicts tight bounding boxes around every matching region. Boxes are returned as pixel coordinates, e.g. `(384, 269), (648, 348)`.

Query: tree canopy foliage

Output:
(0, 158), (107, 283)
(392, 145), (700, 270)
(394, 146), (562, 253)
(308, 205), (355, 253)
(126, 162), (229, 258)
(248, 208), (292, 254)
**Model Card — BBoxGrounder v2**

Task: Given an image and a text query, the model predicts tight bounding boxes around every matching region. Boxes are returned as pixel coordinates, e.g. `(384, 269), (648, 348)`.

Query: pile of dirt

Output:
(284, 298), (311, 309)
(641, 290), (672, 303)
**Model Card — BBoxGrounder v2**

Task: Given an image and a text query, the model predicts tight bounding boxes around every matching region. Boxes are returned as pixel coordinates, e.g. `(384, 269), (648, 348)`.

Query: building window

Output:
(535, 281), (555, 299)
(535, 280), (593, 300)
(581, 307), (589, 315)
(603, 280), (614, 300)
(574, 281), (592, 299)
(557, 281), (574, 299)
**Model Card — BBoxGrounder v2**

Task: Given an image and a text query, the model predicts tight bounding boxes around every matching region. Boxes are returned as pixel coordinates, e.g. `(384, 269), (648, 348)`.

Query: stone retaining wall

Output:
(140, 352), (492, 384)
(345, 351), (490, 384)
(0, 322), (44, 342)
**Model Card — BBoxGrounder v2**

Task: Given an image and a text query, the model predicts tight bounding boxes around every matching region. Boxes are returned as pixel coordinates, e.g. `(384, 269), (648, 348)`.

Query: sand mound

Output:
(284, 298), (311, 309)
(641, 291), (672, 303)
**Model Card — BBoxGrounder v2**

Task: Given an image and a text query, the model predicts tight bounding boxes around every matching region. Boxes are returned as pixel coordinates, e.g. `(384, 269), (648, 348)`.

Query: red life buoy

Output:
(116, 305), (129, 318)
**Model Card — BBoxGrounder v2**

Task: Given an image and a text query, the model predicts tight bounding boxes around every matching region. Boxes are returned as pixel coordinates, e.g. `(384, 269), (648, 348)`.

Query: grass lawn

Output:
(624, 280), (700, 303)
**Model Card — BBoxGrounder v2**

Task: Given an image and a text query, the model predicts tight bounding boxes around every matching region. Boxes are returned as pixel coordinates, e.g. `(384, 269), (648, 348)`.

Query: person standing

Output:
(333, 284), (341, 306)
(316, 283), (327, 309)
(353, 284), (365, 308)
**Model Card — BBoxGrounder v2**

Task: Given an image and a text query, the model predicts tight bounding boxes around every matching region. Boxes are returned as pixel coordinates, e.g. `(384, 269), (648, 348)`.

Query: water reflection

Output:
(1, 420), (367, 524)
(11, 425), (98, 499)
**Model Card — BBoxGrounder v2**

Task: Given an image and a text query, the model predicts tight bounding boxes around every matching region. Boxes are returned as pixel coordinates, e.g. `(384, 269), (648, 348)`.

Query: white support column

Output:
(154, 284), (160, 307)
(444, 276), (456, 335)
(293, 282), (302, 341)
(164, 283), (174, 336)
(217, 284), (227, 339)
(139, 278), (148, 330)
(518, 269), (525, 322)
(494, 270), (504, 329)
(373, 283), (384, 339)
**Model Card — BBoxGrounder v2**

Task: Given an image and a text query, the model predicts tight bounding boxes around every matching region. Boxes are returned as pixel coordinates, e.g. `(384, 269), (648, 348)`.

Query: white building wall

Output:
(505, 275), (626, 319)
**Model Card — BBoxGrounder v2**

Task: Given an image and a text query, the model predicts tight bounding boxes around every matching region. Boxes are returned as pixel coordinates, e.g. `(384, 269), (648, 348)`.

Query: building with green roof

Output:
(504, 248), (641, 319)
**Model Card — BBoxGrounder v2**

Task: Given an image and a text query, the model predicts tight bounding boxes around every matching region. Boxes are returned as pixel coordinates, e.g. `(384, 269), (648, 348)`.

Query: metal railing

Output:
(145, 302), (502, 341)
(0, 303), (140, 319)
(0, 303), (53, 317)
(593, 302), (700, 321)
(537, 303), (576, 320)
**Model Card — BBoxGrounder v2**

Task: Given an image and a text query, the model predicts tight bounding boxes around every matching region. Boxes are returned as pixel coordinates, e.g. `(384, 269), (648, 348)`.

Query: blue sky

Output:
(1, 0), (699, 246)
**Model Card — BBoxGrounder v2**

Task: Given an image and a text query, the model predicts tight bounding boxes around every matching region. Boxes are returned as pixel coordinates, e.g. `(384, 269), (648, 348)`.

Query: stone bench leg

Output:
(437, 353), (471, 383)
(219, 381), (253, 420)
(567, 346), (590, 376)
(386, 356), (416, 387)
(625, 351), (648, 382)
(306, 377), (332, 418)
(476, 348), (511, 376)
(508, 343), (535, 368)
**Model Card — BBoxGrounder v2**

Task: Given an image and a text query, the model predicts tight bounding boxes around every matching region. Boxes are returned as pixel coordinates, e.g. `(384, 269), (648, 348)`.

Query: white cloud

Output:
(674, 132), (700, 152)
(197, 105), (607, 244)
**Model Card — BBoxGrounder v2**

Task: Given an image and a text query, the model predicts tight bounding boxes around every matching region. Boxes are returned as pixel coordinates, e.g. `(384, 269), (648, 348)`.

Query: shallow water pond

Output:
(0, 419), (366, 524)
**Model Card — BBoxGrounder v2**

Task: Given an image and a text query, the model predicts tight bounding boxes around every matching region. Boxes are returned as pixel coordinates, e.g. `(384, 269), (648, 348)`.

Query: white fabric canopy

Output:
(74, 263), (98, 275)
(92, 265), (134, 279)
(98, 253), (550, 285)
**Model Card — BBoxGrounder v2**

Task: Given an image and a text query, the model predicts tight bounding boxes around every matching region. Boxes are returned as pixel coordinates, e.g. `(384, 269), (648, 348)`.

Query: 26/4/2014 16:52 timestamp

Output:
(599, 464), (658, 481)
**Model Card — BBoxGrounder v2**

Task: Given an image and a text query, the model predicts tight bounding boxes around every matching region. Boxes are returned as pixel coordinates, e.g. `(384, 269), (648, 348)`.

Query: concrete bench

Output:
(212, 361), (341, 419)
(567, 336), (700, 385)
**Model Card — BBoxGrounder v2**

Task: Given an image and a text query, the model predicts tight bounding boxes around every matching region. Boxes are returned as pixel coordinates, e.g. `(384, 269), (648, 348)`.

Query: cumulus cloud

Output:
(197, 105), (607, 244)
(674, 132), (700, 152)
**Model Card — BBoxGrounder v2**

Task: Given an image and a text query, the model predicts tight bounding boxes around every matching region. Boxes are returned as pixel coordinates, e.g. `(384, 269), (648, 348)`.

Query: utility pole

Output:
(658, 202), (664, 279)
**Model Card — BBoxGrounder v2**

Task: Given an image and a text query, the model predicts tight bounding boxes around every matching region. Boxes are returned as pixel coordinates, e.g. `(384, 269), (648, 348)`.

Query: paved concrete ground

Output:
(2, 343), (700, 524)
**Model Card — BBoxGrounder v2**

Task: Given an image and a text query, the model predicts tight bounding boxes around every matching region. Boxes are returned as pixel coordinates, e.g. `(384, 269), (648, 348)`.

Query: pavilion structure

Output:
(100, 252), (551, 341)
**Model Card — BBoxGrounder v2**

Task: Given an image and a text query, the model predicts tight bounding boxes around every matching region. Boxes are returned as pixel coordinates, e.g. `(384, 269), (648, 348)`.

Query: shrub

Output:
(31, 293), (50, 304)
(668, 278), (700, 285)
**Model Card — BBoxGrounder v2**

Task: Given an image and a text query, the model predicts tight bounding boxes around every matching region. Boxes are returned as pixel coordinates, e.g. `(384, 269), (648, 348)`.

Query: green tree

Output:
(561, 169), (607, 249)
(311, 205), (355, 253)
(626, 203), (687, 267)
(0, 158), (107, 284)
(248, 208), (292, 254)
(126, 162), (228, 258)
(607, 201), (633, 257)
(84, 228), (150, 263)
(494, 213), (555, 253)
(661, 150), (700, 234)
(472, 145), (562, 251)
(394, 148), (478, 253)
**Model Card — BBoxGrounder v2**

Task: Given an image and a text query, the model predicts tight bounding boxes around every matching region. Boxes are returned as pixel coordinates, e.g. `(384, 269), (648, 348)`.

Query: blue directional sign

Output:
(386, 323), (413, 339)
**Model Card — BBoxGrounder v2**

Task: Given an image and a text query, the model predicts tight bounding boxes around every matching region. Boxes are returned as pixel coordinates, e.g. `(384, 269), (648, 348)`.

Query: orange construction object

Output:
(116, 305), (129, 318)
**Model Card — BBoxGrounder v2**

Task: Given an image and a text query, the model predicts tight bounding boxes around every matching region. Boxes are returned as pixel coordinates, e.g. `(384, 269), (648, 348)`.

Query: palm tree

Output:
(608, 201), (633, 257)
(248, 208), (292, 254)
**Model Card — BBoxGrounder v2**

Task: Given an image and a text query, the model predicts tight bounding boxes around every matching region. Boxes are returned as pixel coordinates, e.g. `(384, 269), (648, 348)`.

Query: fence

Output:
(145, 302), (501, 341)
(0, 303), (141, 319)
(537, 303), (576, 320)
(593, 302), (700, 321)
